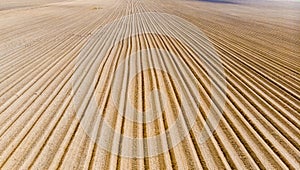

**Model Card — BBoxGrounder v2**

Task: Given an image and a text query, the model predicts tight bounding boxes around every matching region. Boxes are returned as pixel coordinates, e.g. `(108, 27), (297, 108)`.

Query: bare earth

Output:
(0, 0), (299, 169)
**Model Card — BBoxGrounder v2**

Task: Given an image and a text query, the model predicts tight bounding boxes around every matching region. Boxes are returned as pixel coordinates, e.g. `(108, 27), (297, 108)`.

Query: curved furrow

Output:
(0, 0), (299, 169)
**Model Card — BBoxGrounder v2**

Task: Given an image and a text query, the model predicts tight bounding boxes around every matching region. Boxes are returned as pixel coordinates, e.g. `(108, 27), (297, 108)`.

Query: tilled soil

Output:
(0, 0), (299, 169)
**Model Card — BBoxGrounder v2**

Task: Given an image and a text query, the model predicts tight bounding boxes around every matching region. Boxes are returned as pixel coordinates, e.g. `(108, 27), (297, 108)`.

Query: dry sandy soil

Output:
(0, 0), (299, 169)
